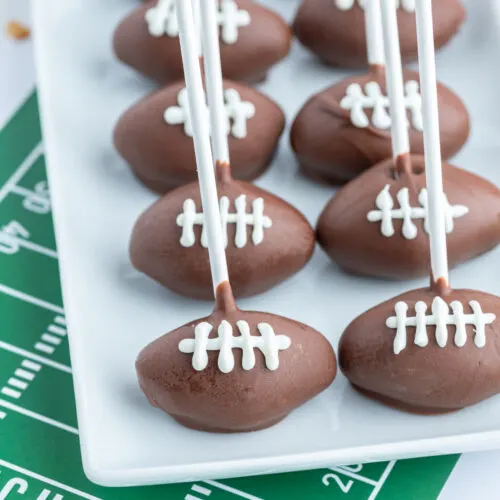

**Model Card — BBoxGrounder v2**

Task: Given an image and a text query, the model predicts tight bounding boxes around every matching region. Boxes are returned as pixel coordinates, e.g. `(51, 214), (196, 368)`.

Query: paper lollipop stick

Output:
(176, 0), (229, 293)
(365, 0), (385, 69)
(380, 0), (410, 164)
(200, 0), (230, 166)
(415, 0), (448, 286)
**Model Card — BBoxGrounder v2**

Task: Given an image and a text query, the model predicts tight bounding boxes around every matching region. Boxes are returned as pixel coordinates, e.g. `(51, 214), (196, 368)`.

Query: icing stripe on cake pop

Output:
(335, 0), (415, 13)
(179, 320), (291, 373)
(177, 195), (272, 248)
(146, 0), (250, 43)
(164, 87), (255, 138)
(367, 185), (468, 239)
(386, 297), (496, 354)
(340, 81), (423, 130)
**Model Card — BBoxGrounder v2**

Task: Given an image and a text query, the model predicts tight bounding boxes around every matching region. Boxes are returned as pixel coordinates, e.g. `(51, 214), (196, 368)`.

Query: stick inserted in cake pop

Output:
(176, 0), (229, 295)
(291, 0), (469, 186)
(337, 0), (500, 415)
(414, 0), (448, 287)
(129, 0), (316, 300)
(135, 0), (336, 433)
(315, 0), (500, 278)
(380, 0), (411, 165)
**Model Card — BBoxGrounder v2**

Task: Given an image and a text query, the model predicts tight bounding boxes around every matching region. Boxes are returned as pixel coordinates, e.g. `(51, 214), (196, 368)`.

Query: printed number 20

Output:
(322, 473), (353, 493)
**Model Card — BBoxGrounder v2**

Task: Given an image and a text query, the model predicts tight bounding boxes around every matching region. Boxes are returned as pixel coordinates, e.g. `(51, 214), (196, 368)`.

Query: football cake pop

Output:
(129, 0), (315, 299)
(316, 0), (500, 279)
(291, 0), (469, 185)
(136, 0), (336, 432)
(339, 0), (500, 414)
(113, 0), (291, 85)
(292, 0), (465, 69)
(114, 78), (285, 193)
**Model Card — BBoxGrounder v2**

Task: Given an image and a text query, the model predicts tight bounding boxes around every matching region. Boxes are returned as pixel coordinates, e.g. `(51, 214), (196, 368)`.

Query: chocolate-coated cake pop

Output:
(291, 0), (469, 186)
(315, 0), (494, 278)
(113, 0), (291, 85)
(293, 0), (465, 69)
(130, 165), (315, 299)
(114, 79), (284, 193)
(291, 69), (469, 185)
(339, 286), (500, 414)
(339, 0), (500, 414)
(316, 156), (500, 278)
(138, 282), (337, 432)
(137, 0), (336, 433)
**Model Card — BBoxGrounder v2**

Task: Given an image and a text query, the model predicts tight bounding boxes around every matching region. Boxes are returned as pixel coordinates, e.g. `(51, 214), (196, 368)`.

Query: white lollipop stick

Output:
(193, 0), (203, 57)
(365, 0), (385, 68)
(200, 0), (230, 165)
(380, 0), (410, 160)
(415, 0), (449, 285)
(176, 0), (230, 292)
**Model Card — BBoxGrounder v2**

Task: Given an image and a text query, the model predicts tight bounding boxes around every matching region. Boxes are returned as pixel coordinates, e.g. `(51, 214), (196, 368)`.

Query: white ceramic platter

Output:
(32, 0), (500, 487)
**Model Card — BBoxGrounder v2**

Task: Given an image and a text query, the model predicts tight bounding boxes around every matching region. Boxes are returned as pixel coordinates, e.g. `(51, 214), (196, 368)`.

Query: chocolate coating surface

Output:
(316, 156), (500, 279)
(114, 80), (285, 193)
(136, 285), (337, 432)
(293, 0), (465, 69)
(339, 287), (500, 413)
(291, 69), (469, 185)
(113, 0), (291, 85)
(130, 173), (315, 299)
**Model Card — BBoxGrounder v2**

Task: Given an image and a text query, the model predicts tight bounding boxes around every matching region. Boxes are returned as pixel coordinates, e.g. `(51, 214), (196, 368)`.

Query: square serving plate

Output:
(32, 0), (500, 487)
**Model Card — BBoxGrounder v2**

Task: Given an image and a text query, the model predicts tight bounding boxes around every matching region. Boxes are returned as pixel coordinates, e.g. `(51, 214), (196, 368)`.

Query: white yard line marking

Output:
(0, 142), (43, 204)
(0, 399), (78, 435)
(0, 341), (71, 373)
(1, 387), (21, 399)
(192, 485), (212, 496)
(0, 411), (6, 419)
(35, 342), (55, 355)
(204, 481), (263, 500)
(41, 333), (61, 346)
(54, 316), (66, 326)
(48, 324), (66, 336)
(0, 459), (101, 500)
(8, 378), (28, 390)
(186, 495), (203, 500)
(21, 359), (42, 372)
(15, 369), (35, 381)
(0, 234), (57, 259)
(368, 461), (396, 500)
(0, 283), (64, 314)
(329, 467), (378, 486)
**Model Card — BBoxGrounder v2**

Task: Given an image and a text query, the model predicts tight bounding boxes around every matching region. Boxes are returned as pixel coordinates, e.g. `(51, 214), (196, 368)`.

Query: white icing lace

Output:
(179, 320), (291, 372)
(367, 185), (468, 239)
(386, 297), (496, 354)
(164, 87), (255, 138)
(177, 195), (272, 248)
(340, 81), (423, 131)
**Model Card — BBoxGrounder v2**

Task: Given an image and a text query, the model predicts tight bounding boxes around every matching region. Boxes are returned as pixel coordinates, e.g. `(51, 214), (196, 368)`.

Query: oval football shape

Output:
(316, 156), (500, 279)
(130, 175), (315, 299)
(292, 0), (465, 69)
(339, 287), (500, 414)
(113, 0), (291, 85)
(114, 80), (285, 193)
(291, 70), (469, 185)
(137, 301), (337, 432)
